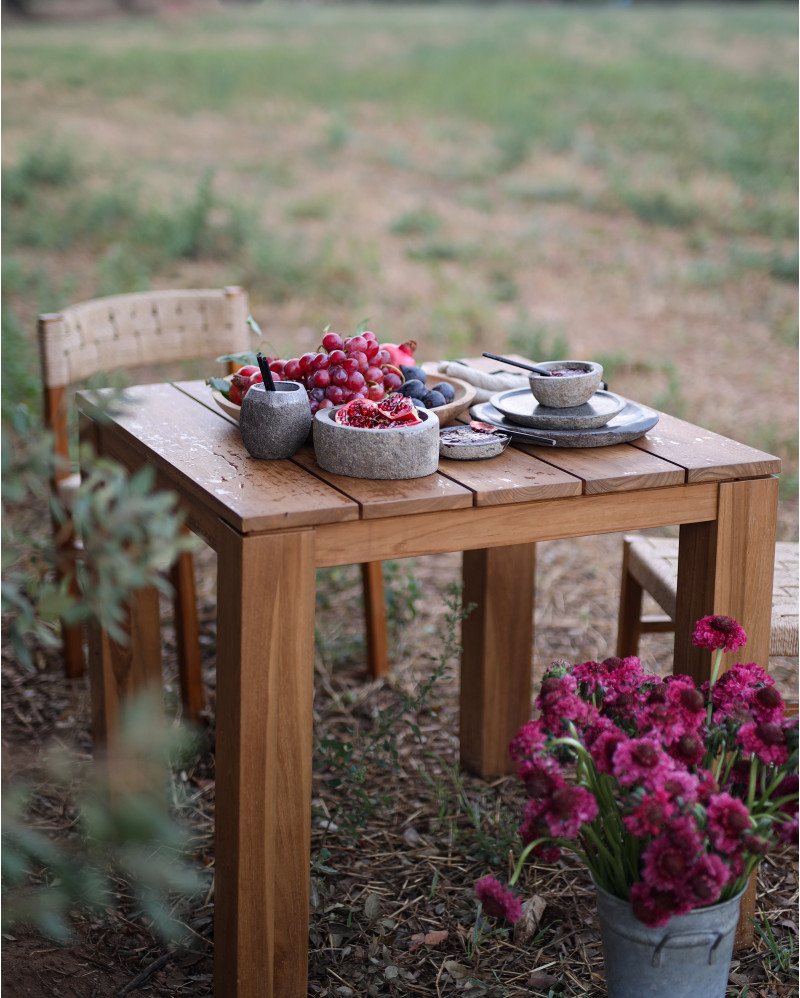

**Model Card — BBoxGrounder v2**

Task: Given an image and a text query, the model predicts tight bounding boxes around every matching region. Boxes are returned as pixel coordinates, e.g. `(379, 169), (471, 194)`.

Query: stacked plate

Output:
(470, 388), (659, 448)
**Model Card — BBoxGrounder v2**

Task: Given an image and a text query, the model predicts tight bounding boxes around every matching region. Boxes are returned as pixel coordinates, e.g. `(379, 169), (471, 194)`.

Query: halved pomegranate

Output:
(333, 398), (389, 428)
(375, 394), (423, 424)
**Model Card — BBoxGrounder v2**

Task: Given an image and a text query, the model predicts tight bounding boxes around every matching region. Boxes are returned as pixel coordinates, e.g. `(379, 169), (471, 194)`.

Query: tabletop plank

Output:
(631, 412), (781, 483)
(174, 378), (239, 425)
(290, 448), (474, 519)
(437, 445), (582, 505)
(511, 441), (685, 493)
(77, 384), (359, 532)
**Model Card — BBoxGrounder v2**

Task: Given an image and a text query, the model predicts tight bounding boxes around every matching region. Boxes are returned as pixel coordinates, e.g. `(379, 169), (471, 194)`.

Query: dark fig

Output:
(429, 381), (455, 403)
(400, 364), (428, 384)
(400, 378), (428, 399)
(425, 389), (446, 408)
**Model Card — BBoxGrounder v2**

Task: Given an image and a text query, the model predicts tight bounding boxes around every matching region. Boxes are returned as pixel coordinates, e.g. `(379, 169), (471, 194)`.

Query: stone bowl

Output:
(528, 360), (603, 408)
(313, 406), (440, 480)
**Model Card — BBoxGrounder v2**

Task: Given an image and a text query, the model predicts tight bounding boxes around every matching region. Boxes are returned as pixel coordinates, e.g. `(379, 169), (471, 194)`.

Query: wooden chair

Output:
(616, 534), (798, 712)
(39, 286), (391, 721)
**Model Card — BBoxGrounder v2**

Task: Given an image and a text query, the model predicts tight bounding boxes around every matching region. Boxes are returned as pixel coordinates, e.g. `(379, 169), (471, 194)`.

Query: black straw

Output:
(257, 352), (276, 391)
(482, 351), (554, 376)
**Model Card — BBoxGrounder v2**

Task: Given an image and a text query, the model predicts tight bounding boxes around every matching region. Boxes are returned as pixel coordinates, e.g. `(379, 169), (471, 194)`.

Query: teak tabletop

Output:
(77, 356), (780, 998)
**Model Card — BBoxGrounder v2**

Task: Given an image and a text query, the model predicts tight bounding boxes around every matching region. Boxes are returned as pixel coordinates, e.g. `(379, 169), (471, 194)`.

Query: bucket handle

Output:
(652, 930), (726, 968)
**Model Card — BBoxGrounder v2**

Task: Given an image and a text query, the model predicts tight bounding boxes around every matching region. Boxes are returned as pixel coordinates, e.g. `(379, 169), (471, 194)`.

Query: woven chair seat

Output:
(624, 536), (798, 658)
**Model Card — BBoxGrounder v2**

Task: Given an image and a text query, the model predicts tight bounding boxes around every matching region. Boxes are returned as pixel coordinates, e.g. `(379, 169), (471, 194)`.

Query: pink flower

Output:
(542, 785), (598, 839)
(519, 796), (548, 845)
(536, 673), (578, 711)
(517, 756), (566, 801)
(692, 615), (747, 652)
(641, 818), (703, 891)
(742, 833), (771, 856)
(531, 841), (562, 863)
(636, 695), (686, 743)
(571, 659), (610, 696)
(662, 770), (701, 804)
(475, 876), (522, 923)
(737, 721), (788, 766)
(749, 685), (786, 725)
(589, 729), (627, 775)
(778, 812), (799, 846)
(623, 789), (675, 837)
(666, 679), (706, 729)
(509, 719), (547, 763)
(706, 793), (752, 854)
(605, 656), (649, 693)
(612, 737), (675, 790)
(668, 731), (705, 767)
(630, 882), (693, 928)
(687, 853), (730, 907)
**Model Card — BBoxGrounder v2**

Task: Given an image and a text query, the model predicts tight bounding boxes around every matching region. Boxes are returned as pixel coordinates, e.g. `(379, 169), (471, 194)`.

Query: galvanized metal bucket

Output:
(595, 882), (745, 998)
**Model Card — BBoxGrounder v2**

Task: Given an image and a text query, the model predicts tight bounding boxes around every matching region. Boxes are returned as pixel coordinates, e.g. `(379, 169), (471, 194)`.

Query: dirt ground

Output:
(2, 523), (798, 998)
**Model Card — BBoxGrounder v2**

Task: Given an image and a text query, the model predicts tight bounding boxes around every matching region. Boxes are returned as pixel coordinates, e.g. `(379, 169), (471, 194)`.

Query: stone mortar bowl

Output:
(528, 360), (603, 408)
(313, 406), (439, 479)
(239, 381), (312, 459)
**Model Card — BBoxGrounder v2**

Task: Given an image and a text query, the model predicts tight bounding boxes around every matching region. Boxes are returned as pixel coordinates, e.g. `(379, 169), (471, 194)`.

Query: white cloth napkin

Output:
(435, 361), (530, 403)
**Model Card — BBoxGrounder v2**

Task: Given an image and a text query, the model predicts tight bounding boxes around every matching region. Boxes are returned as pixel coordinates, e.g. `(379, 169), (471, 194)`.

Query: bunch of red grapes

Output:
(258, 330), (403, 415)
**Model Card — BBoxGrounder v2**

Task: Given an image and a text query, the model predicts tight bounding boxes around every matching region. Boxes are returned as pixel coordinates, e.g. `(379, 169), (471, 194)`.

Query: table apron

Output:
(312, 482), (720, 567)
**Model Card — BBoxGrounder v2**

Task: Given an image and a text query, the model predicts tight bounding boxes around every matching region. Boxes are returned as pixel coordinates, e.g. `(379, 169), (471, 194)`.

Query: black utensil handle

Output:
(481, 351), (553, 376)
(257, 353), (276, 391)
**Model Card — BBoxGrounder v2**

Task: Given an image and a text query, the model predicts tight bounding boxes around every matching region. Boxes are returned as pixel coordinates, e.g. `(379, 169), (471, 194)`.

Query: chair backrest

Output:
(38, 286), (250, 479)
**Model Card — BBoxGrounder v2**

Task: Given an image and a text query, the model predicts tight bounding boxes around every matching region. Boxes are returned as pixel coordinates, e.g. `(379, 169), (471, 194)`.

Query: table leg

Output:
(673, 477), (777, 952)
(460, 544), (536, 777)
(674, 477), (778, 684)
(360, 561), (390, 679)
(87, 586), (164, 748)
(214, 525), (315, 998)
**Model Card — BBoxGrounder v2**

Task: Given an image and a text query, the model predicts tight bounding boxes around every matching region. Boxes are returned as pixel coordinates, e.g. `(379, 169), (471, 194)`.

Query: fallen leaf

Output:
(443, 960), (471, 981)
(408, 929), (449, 951)
(403, 826), (423, 846)
(527, 972), (559, 992)
(513, 895), (547, 946)
(363, 893), (381, 921)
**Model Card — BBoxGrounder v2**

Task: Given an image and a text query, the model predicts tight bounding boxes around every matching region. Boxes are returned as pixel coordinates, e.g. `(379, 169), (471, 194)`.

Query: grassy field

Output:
(2, 0), (798, 529)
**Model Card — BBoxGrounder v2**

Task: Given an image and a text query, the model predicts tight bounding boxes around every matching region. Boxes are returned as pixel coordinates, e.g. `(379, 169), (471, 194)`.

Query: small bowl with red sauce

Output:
(528, 360), (603, 408)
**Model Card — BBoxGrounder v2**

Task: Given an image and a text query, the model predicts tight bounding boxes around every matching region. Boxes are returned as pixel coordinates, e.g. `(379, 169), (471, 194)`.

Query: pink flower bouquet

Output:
(476, 616), (798, 928)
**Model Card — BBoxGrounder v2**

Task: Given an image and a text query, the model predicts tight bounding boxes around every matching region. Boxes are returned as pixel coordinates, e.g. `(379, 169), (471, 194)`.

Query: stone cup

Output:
(239, 381), (311, 459)
(528, 360), (603, 408)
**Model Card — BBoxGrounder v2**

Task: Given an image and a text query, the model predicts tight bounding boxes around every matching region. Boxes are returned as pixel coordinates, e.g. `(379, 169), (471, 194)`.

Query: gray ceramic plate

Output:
(439, 425), (510, 460)
(469, 397), (659, 448)
(490, 388), (626, 430)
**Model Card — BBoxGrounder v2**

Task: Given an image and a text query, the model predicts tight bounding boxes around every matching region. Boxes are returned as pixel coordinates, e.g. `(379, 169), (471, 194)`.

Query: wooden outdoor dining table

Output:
(77, 357), (780, 998)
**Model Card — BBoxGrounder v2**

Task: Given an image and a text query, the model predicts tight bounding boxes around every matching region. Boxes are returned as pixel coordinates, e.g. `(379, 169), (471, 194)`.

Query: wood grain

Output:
(169, 542), (204, 723)
(631, 411), (781, 483)
(214, 524), (316, 998)
(87, 586), (163, 748)
(461, 545), (536, 776)
(290, 446), (473, 519)
(361, 562), (390, 678)
(674, 477), (779, 682)
(314, 483), (720, 567)
(516, 441), (685, 493)
(437, 445), (582, 505)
